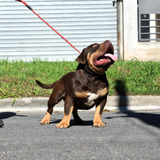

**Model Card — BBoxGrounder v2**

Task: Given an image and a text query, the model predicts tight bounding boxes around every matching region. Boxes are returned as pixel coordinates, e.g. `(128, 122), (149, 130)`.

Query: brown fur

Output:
(36, 40), (116, 128)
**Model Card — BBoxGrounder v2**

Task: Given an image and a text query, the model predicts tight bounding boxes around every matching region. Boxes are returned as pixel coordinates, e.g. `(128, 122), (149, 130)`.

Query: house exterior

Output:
(0, 0), (160, 61)
(118, 0), (160, 61)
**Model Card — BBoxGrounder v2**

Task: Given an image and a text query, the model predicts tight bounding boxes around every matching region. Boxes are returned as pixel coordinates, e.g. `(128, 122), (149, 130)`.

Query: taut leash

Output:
(15, 0), (81, 54)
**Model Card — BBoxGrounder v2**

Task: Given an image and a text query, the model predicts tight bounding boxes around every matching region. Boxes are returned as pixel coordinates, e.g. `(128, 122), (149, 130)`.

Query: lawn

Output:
(0, 59), (159, 98)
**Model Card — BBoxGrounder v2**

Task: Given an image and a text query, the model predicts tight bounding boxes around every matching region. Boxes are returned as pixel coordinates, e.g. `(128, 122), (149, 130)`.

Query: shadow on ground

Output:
(0, 112), (28, 120)
(106, 80), (160, 129)
(49, 119), (93, 127)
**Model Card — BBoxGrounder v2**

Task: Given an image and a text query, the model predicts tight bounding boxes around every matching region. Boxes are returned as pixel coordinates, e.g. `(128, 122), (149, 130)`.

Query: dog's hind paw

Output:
(40, 112), (51, 125)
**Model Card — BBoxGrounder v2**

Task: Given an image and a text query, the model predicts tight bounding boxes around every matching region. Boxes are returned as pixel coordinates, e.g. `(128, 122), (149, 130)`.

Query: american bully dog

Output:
(36, 40), (117, 128)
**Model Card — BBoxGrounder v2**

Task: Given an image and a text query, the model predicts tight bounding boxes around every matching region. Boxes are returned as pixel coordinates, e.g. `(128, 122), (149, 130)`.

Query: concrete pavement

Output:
(0, 111), (160, 160)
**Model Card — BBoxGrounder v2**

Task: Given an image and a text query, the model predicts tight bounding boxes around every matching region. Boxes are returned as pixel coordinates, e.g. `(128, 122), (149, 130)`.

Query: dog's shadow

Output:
(70, 120), (93, 126)
(49, 119), (93, 127)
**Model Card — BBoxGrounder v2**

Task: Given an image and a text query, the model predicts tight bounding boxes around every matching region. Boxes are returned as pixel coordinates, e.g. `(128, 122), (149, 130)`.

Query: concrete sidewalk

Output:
(0, 96), (160, 112)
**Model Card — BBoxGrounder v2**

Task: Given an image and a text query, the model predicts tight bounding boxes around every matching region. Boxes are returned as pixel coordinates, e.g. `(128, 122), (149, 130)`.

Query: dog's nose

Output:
(104, 40), (111, 44)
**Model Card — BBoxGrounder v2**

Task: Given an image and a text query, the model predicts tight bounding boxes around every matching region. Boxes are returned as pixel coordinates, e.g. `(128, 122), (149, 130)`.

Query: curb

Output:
(0, 96), (160, 112)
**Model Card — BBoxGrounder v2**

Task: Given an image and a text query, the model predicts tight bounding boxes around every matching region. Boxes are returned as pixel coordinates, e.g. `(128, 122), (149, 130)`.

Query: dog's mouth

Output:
(94, 53), (117, 66)
(93, 41), (117, 66)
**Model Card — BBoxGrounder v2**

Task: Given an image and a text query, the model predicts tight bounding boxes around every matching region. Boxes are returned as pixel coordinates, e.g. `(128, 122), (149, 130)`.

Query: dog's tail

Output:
(35, 79), (56, 89)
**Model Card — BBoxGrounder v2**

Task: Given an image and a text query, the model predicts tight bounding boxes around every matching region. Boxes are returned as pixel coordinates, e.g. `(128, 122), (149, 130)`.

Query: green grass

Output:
(0, 59), (159, 98)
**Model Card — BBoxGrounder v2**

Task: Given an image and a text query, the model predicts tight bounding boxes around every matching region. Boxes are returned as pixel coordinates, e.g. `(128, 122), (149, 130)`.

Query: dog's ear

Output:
(76, 49), (86, 64)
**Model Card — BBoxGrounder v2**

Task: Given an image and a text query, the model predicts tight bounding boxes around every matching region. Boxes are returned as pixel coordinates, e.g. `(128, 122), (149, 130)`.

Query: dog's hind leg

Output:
(40, 72), (74, 125)
(40, 81), (65, 125)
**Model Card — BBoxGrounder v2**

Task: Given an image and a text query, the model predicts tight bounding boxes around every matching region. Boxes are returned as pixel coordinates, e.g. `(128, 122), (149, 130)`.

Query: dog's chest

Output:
(85, 93), (99, 106)
(75, 87), (108, 107)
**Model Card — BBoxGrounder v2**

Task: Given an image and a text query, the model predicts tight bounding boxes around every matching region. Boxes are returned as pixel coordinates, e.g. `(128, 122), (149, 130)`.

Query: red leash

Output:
(16, 0), (81, 54)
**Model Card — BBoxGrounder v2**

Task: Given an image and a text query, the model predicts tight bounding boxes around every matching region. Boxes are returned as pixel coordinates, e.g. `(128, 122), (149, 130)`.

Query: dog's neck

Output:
(83, 66), (106, 79)
(76, 63), (106, 79)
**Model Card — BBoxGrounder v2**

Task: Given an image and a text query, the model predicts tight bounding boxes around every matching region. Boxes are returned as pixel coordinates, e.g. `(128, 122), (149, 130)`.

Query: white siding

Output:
(0, 0), (117, 61)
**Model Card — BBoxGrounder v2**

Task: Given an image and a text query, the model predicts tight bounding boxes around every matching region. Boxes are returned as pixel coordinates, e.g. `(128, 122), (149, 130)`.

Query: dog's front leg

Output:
(93, 98), (106, 127)
(56, 96), (74, 129)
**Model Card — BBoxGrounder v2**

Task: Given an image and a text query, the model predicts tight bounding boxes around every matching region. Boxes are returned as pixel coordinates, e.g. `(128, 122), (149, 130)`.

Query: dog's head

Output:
(76, 40), (117, 75)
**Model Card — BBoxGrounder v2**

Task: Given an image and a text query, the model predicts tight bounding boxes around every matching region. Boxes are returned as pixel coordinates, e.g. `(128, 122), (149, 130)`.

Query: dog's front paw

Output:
(40, 119), (50, 125)
(93, 120), (106, 127)
(56, 121), (70, 129)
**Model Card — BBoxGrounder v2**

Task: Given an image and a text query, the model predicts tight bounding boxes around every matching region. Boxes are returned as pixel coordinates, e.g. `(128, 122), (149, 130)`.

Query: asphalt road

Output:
(0, 110), (160, 160)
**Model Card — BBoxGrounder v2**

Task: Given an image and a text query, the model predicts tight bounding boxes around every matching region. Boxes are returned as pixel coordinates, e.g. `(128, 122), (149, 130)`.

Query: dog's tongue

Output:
(104, 53), (117, 61)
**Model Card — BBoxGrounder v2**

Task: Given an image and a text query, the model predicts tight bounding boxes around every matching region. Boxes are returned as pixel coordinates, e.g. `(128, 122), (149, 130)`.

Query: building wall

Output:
(123, 0), (160, 61)
(0, 0), (117, 61)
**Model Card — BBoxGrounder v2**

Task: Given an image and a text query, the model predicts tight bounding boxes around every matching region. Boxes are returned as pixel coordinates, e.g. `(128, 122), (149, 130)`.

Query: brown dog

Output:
(36, 40), (117, 128)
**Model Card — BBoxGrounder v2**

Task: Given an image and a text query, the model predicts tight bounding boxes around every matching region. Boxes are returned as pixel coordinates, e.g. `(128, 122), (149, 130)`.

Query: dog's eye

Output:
(92, 44), (99, 48)
(90, 44), (99, 53)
